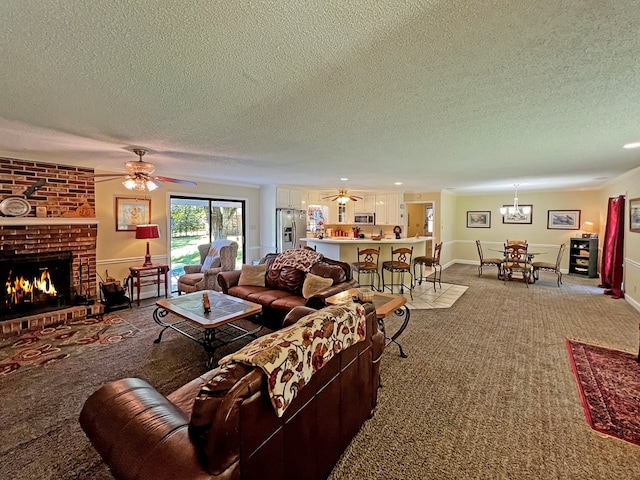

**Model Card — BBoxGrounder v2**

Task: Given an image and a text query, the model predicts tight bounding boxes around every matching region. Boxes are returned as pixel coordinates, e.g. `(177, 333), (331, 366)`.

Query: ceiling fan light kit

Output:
(322, 189), (363, 203)
(93, 148), (197, 193)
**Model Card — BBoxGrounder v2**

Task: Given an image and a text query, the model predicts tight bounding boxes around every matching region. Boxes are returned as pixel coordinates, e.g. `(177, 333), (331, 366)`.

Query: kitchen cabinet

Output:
(363, 195), (376, 212)
(568, 237), (598, 278)
(328, 200), (354, 224)
(276, 187), (303, 209)
(375, 194), (400, 225)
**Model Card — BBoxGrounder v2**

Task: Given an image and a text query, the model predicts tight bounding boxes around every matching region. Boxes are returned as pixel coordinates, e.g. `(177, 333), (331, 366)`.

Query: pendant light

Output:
(500, 184), (531, 216)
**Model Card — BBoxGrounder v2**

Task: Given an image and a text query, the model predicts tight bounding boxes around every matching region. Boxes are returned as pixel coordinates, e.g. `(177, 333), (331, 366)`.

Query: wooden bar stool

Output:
(413, 242), (442, 291)
(351, 247), (381, 291)
(382, 246), (413, 300)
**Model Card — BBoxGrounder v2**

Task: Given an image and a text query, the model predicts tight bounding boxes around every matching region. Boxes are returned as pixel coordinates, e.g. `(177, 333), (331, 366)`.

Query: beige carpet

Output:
(2, 264), (640, 479)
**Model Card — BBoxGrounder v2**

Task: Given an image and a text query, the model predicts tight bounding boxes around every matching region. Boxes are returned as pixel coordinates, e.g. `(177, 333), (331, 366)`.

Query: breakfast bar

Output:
(305, 236), (432, 262)
(305, 237), (433, 292)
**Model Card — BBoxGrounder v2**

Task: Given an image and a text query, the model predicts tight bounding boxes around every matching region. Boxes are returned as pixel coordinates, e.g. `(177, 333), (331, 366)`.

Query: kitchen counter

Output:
(305, 237), (433, 271)
(307, 236), (429, 244)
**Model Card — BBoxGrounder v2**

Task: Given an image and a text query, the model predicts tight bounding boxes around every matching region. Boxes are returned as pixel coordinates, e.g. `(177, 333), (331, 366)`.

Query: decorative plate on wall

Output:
(0, 197), (31, 217)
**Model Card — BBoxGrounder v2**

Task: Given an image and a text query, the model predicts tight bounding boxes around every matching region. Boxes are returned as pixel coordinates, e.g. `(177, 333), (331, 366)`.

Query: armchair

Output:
(177, 240), (238, 293)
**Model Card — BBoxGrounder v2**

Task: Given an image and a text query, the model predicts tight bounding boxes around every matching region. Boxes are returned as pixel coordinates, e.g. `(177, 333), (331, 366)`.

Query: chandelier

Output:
(500, 184), (530, 217)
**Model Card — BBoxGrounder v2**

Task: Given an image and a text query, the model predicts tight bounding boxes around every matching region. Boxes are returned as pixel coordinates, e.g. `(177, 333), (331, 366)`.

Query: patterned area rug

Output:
(0, 314), (138, 376)
(566, 339), (640, 447)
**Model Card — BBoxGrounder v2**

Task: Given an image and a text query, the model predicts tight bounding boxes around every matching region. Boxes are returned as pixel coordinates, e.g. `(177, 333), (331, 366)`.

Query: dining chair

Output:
(532, 244), (566, 286)
(413, 242), (442, 291)
(506, 239), (527, 246)
(503, 243), (532, 287)
(382, 246), (413, 300)
(475, 240), (503, 279)
(351, 247), (381, 291)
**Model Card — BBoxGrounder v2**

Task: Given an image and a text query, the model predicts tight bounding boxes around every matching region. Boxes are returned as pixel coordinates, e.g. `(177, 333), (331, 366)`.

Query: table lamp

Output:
(581, 221), (594, 238)
(135, 224), (160, 266)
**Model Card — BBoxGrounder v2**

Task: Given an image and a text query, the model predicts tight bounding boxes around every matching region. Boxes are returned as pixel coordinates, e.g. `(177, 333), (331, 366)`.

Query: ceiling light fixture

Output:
(623, 142), (640, 149)
(122, 176), (161, 192)
(500, 184), (531, 217)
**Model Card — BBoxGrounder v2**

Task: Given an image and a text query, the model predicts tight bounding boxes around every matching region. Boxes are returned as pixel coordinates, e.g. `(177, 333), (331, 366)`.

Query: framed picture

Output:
(630, 198), (640, 233)
(116, 197), (151, 231)
(467, 211), (491, 228)
(547, 210), (581, 230)
(502, 205), (533, 224)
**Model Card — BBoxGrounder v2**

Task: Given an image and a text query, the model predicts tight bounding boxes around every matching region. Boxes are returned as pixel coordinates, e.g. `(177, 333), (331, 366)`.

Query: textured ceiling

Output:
(1, 1), (639, 194)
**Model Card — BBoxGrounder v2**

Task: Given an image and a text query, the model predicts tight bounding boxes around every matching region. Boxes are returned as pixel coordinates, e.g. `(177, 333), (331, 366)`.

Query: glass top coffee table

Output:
(153, 290), (262, 368)
(326, 288), (410, 358)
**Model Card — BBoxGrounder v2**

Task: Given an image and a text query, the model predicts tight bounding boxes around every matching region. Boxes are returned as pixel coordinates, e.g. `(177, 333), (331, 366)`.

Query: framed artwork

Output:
(547, 210), (581, 230)
(630, 198), (640, 233)
(502, 205), (533, 224)
(467, 211), (491, 228)
(116, 197), (151, 231)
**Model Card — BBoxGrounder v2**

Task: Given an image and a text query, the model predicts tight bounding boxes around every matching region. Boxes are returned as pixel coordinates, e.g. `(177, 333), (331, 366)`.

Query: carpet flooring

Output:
(2, 264), (640, 479)
(567, 339), (640, 447)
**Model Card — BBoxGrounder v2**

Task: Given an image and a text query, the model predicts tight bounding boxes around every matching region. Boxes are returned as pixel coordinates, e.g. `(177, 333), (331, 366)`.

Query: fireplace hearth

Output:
(1, 251), (74, 322)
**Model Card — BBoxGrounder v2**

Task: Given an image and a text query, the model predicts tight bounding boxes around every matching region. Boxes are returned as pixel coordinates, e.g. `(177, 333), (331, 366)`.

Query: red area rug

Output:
(0, 314), (137, 376)
(566, 339), (640, 446)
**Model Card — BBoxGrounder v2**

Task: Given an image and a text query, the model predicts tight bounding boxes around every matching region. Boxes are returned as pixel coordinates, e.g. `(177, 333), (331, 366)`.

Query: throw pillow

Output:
(302, 272), (333, 299)
(201, 255), (221, 272)
(238, 264), (266, 287)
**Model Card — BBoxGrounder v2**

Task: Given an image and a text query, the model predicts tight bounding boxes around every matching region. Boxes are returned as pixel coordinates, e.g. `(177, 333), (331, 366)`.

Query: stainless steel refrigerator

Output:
(276, 208), (306, 252)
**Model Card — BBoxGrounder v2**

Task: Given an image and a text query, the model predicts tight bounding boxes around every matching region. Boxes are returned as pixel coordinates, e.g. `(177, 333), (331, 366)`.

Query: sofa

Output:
(217, 249), (358, 326)
(177, 240), (238, 293)
(80, 302), (384, 480)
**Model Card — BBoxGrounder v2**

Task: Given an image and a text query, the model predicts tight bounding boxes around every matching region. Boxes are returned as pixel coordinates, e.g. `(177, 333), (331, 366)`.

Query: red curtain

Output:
(599, 195), (625, 298)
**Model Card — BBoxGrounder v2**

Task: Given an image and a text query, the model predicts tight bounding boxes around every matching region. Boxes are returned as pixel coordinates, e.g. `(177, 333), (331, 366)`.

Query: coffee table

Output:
(326, 288), (410, 358)
(153, 290), (262, 368)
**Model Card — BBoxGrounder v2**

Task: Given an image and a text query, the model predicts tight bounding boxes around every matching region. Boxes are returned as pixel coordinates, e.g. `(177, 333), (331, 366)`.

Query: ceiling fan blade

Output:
(154, 176), (197, 186)
(91, 173), (124, 178)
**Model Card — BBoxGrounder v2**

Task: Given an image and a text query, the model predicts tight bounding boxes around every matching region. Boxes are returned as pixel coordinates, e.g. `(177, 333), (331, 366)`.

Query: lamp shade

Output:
(135, 224), (160, 239)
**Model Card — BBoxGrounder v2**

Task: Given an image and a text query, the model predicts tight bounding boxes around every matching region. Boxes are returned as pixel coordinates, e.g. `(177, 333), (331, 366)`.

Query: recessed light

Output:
(623, 142), (640, 149)
(394, 182), (403, 186)
(340, 177), (348, 181)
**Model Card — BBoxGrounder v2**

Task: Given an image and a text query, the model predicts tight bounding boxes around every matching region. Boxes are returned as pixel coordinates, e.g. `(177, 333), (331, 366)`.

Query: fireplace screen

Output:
(1, 251), (73, 321)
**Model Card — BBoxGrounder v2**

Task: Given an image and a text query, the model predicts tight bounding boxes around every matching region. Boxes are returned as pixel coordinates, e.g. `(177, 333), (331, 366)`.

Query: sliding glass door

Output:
(169, 196), (245, 292)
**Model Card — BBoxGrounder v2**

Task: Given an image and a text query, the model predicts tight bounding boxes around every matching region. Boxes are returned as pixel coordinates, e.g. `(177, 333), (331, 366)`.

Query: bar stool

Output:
(382, 246), (413, 300)
(413, 242), (442, 291)
(351, 247), (381, 291)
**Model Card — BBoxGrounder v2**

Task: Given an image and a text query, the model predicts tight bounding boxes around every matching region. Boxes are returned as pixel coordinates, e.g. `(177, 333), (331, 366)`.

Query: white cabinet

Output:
(375, 194), (400, 225)
(305, 191), (322, 206)
(363, 195), (376, 212)
(276, 187), (303, 209)
(386, 194), (400, 225)
(327, 200), (354, 224)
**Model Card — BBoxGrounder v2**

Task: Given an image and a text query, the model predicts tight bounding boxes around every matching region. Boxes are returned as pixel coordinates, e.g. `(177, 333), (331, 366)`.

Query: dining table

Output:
(489, 247), (548, 283)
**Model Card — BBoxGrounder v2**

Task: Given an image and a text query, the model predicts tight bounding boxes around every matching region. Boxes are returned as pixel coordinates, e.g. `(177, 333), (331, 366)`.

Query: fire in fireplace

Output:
(1, 251), (74, 322)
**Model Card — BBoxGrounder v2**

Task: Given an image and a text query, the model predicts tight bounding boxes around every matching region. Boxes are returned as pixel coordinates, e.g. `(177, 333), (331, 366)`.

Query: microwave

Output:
(354, 212), (375, 225)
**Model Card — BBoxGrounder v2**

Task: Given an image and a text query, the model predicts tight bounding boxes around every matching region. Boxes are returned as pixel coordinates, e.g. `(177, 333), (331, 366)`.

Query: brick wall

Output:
(0, 157), (95, 217)
(0, 158), (99, 329)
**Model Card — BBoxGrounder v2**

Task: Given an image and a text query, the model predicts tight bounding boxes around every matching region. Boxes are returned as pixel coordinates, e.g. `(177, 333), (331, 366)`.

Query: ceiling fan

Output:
(321, 189), (363, 204)
(92, 148), (197, 192)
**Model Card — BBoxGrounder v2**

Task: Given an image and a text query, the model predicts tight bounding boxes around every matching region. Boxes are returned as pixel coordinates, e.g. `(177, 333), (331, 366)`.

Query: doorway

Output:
(407, 203), (434, 237)
(169, 196), (245, 292)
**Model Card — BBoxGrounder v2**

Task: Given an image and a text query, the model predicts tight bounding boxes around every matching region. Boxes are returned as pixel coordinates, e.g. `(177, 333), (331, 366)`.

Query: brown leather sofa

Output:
(218, 252), (358, 327)
(80, 303), (384, 480)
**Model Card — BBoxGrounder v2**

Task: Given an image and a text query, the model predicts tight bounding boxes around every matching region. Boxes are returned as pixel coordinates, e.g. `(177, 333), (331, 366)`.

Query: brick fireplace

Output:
(0, 157), (102, 333)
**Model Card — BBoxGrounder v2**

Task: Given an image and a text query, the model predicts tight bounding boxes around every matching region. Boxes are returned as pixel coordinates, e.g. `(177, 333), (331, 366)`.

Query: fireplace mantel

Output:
(0, 217), (99, 226)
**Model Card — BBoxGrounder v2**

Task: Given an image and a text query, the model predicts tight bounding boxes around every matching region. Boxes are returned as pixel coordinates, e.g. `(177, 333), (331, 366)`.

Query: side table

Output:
(325, 288), (410, 358)
(128, 264), (170, 306)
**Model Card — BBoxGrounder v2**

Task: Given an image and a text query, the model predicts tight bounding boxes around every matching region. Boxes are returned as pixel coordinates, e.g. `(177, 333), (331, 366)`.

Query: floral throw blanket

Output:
(269, 248), (323, 273)
(219, 303), (366, 417)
